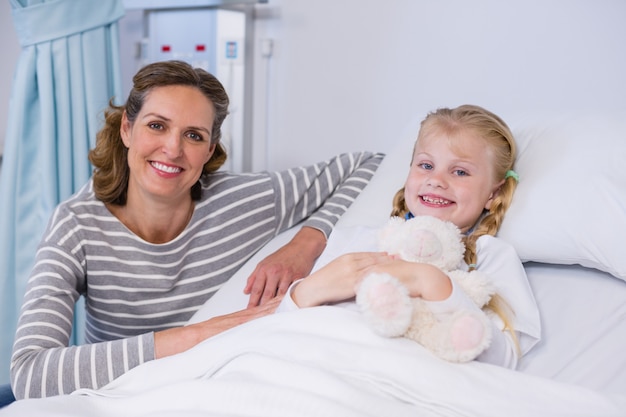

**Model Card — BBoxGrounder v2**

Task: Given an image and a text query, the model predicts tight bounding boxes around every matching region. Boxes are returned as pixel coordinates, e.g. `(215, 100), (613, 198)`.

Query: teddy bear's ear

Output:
(388, 216), (405, 225)
(429, 219), (465, 269)
(378, 217), (406, 253)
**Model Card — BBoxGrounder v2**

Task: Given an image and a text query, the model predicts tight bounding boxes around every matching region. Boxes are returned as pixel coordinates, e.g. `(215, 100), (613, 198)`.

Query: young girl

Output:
(278, 104), (541, 369)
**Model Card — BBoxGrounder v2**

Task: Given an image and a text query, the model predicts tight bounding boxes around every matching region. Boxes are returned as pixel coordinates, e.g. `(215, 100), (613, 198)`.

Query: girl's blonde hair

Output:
(391, 104), (520, 352)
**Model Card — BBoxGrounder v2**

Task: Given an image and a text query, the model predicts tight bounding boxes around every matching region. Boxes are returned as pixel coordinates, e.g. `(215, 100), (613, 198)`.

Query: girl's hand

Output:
(292, 252), (393, 307)
(367, 259), (453, 301)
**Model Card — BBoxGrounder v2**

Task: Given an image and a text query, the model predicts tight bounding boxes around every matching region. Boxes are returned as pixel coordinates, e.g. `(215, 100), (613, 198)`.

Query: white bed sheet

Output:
(188, 226), (626, 396)
(3, 286), (625, 417)
(519, 262), (626, 394)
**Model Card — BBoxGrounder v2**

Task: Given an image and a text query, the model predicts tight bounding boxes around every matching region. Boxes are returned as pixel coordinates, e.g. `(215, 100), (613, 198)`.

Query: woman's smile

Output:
(150, 160), (183, 175)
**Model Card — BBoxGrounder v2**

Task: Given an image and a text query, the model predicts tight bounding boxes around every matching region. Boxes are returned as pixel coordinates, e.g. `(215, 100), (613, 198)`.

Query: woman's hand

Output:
(292, 252), (394, 308)
(154, 296), (283, 359)
(244, 227), (327, 308)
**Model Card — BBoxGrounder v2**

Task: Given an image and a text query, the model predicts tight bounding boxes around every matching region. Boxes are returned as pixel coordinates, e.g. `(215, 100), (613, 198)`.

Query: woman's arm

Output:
(244, 152), (384, 307)
(10, 244), (152, 399)
(154, 297), (282, 359)
(11, 241), (282, 399)
(243, 227), (327, 307)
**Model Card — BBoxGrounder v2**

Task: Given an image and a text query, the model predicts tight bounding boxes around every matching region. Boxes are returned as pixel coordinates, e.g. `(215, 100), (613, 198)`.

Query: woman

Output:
(10, 60), (383, 399)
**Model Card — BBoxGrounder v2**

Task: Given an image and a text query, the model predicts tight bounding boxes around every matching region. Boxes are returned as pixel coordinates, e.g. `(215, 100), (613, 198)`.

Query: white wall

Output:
(250, 0), (626, 171)
(2, 0), (625, 171)
(0, 1), (22, 156)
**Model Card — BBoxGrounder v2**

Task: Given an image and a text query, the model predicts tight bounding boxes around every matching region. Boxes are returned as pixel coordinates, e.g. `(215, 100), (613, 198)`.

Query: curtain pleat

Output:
(0, 0), (124, 385)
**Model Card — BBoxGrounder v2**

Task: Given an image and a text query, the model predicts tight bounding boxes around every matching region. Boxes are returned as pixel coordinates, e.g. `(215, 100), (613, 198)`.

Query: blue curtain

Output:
(0, 0), (124, 385)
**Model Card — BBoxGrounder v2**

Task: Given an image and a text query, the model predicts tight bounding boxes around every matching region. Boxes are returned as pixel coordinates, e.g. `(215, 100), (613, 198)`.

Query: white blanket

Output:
(2, 307), (624, 417)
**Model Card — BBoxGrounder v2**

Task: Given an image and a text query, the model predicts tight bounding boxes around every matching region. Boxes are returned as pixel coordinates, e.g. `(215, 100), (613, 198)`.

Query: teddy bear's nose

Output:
(409, 230), (442, 260)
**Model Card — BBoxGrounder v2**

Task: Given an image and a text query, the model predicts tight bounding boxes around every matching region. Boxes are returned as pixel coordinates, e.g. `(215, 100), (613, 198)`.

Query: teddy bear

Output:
(355, 215), (496, 362)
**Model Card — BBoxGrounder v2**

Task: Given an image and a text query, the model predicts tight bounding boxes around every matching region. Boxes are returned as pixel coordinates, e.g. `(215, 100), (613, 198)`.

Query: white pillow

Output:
(335, 117), (418, 229)
(499, 113), (626, 280)
(339, 113), (626, 281)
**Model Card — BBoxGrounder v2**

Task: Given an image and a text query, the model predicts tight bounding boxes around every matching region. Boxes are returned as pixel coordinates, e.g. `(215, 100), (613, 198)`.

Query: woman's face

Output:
(403, 128), (504, 233)
(121, 85), (216, 204)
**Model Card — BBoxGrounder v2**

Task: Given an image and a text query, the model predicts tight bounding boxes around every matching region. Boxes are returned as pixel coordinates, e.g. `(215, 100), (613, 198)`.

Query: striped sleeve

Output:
(12, 332), (151, 399)
(10, 206), (154, 399)
(271, 152), (384, 237)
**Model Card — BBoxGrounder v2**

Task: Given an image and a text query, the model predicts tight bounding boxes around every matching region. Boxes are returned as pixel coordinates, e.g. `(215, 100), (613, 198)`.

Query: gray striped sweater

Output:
(11, 152), (384, 399)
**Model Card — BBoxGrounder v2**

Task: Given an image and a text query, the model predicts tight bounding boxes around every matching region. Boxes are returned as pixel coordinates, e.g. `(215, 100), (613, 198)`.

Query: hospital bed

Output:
(2, 111), (625, 416)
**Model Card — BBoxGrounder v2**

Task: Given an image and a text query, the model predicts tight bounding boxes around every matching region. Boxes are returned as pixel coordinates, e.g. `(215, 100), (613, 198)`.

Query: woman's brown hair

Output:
(88, 60), (230, 204)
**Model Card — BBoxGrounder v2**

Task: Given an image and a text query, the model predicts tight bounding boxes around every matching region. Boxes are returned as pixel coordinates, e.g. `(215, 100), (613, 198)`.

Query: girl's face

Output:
(121, 85), (216, 205)
(403, 128), (504, 233)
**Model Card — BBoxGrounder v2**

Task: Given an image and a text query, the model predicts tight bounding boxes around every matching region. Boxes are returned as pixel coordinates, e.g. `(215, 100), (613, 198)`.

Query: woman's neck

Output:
(107, 196), (195, 244)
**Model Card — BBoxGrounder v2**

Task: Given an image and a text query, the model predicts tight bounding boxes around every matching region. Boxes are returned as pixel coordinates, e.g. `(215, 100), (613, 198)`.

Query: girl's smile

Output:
(403, 129), (504, 233)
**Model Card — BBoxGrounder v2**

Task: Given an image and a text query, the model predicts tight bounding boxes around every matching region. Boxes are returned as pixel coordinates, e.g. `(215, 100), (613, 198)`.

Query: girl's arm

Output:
(285, 253), (523, 369)
(290, 255), (453, 308)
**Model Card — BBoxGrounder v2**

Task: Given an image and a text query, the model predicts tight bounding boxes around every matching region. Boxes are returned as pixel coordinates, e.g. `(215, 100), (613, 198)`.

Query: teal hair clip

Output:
(505, 169), (519, 182)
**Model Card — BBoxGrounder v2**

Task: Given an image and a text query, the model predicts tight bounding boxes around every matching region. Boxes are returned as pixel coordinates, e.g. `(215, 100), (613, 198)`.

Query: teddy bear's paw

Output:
(356, 273), (412, 337)
(446, 311), (492, 362)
